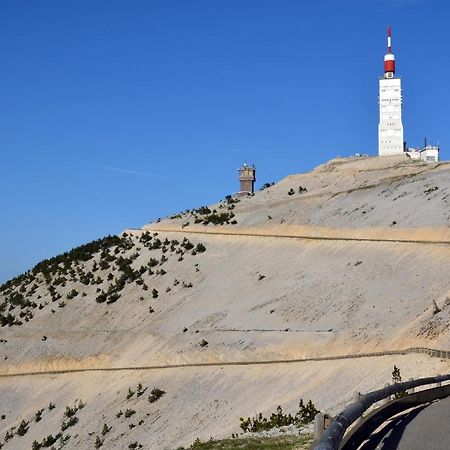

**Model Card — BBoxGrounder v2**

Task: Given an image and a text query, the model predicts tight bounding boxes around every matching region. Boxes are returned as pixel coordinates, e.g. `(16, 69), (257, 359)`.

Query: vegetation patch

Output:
(177, 434), (313, 450)
(240, 400), (319, 433)
(148, 388), (166, 403)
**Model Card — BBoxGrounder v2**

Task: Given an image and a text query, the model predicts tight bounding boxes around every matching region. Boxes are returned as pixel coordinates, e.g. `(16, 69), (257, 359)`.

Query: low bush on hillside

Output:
(195, 243), (206, 253)
(61, 415), (78, 431)
(126, 383), (147, 400)
(0, 229), (210, 330)
(35, 409), (44, 422)
(0, 313), (22, 327)
(193, 206), (212, 215)
(148, 388), (166, 403)
(239, 399), (319, 433)
(202, 212), (236, 225)
(260, 182), (275, 191)
(392, 365), (407, 399)
(32, 433), (62, 449)
(17, 419), (29, 436)
(101, 423), (111, 435)
(177, 433), (313, 449)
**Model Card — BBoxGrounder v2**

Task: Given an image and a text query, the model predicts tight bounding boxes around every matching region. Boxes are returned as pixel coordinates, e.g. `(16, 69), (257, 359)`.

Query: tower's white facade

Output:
(378, 78), (404, 155)
(378, 27), (404, 156)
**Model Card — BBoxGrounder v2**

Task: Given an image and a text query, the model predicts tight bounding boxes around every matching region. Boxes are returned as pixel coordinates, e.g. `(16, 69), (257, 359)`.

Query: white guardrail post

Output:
(314, 413), (326, 441)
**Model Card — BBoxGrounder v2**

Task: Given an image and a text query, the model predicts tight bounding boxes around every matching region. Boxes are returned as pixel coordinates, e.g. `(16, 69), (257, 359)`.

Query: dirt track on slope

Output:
(132, 225), (450, 246)
(1, 347), (447, 378)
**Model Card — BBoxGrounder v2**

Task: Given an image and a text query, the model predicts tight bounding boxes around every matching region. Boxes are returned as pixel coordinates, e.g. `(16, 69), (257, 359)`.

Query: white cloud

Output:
(99, 165), (170, 180)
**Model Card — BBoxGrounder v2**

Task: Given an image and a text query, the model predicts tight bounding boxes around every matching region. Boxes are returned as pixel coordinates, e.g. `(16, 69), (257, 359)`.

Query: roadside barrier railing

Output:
(313, 373), (450, 450)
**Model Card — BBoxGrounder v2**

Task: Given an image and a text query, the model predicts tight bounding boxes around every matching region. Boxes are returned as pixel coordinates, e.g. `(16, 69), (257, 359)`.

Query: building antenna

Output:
(384, 26), (395, 75)
(387, 25), (392, 53)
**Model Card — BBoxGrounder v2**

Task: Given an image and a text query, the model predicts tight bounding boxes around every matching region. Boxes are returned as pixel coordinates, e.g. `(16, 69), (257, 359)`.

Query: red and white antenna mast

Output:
(384, 26), (395, 76)
(378, 26), (404, 157)
(387, 26), (392, 53)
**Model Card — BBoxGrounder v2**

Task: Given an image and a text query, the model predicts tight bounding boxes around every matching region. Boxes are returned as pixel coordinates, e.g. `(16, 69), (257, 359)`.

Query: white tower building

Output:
(378, 27), (404, 156)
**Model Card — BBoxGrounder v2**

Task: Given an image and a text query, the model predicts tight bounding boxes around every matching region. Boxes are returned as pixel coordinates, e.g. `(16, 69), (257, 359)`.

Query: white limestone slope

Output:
(0, 154), (449, 449)
(158, 154), (450, 241)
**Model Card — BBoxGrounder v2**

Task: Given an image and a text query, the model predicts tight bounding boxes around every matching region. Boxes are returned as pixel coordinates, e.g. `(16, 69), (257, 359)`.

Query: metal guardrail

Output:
(313, 373), (450, 450)
(340, 383), (450, 449)
(406, 347), (450, 359)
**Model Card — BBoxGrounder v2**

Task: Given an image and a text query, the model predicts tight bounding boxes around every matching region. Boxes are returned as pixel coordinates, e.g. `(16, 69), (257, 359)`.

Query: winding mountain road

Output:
(359, 397), (450, 449)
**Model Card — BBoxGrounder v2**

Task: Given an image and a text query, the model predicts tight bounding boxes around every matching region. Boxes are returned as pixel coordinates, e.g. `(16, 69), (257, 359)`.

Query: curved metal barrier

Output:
(313, 373), (450, 450)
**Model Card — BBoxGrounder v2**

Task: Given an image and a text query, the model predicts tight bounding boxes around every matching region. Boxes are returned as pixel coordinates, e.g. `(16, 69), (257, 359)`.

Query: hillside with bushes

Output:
(1, 154), (450, 449)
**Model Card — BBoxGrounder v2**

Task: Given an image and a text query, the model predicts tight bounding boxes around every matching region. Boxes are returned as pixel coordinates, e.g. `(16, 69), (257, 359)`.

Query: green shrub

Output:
(195, 243), (206, 253)
(136, 383), (146, 397)
(148, 388), (166, 403)
(260, 182), (274, 191)
(4, 429), (14, 441)
(61, 416), (78, 431)
(127, 388), (135, 399)
(64, 406), (77, 418)
(296, 399), (320, 424)
(195, 206), (211, 215)
(99, 260), (110, 270)
(0, 313), (23, 327)
(124, 409), (136, 419)
(17, 419), (29, 436)
(392, 365), (407, 399)
(42, 433), (61, 447)
(106, 292), (120, 304)
(148, 258), (159, 268)
(239, 399), (320, 432)
(201, 212), (235, 225)
(35, 409), (44, 422)
(96, 291), (107, 303)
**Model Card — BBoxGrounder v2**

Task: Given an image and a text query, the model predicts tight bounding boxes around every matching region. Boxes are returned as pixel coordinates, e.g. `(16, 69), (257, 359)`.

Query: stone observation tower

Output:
(238, 163), (256, 195)
(378, 26), (404, 156)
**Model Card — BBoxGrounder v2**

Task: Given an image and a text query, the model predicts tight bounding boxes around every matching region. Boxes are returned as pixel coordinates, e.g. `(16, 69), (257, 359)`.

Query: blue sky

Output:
(1, 0), (449, 283)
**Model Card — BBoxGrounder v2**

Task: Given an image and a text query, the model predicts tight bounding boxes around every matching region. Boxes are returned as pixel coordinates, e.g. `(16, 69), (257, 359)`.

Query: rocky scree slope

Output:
(1, 155), (450, 448)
